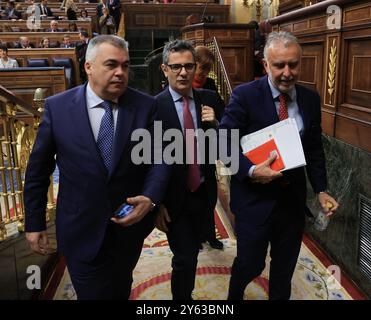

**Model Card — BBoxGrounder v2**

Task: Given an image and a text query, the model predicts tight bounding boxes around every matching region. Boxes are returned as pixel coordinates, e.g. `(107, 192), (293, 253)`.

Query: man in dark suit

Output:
(219, 31), (339, 300)
(45, 20), (64, 32)
(38, 0), (54, 17)
(155, 40), (224, 300)
(3, 1), (22, 20)
(24, 35), (170, 300)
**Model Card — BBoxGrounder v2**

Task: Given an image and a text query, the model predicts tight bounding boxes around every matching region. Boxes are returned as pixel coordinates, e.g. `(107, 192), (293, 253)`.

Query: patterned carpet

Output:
(49, 202), (364, 300)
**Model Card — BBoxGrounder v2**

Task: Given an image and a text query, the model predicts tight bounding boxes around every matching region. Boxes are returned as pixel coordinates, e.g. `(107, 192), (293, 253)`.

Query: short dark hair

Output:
(162, 39), (196, 65)
(79, 30), (89, 38)
(0, 44), (8, 53)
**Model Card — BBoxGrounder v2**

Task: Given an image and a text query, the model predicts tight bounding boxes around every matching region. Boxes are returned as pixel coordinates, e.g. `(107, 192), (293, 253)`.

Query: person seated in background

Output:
(99, 6), (115, 35)
(68, 21), (78, 32)
(39, 37), (50, 48)
(2, 1), (22, 20)
(60, 34), (75, 48)
(14, 36), (35, 49)
(78, 9), (90, 21)
(47, 20), (64, 32)
(0, 44), (19, 68)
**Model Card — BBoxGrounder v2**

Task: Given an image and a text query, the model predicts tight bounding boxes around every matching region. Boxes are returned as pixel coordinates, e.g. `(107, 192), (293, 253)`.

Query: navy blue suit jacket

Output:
(24, 85), (170, 261)
(155, 87), (224, 221)
(219, 76), (327, 225)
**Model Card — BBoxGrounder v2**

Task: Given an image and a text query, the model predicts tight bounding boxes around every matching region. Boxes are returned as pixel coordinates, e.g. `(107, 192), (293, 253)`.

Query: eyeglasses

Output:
(166, 63), (196, 73)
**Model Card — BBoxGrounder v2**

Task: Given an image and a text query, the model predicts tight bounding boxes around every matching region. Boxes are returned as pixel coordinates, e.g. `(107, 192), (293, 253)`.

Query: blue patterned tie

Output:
(97, 100), (114, 171)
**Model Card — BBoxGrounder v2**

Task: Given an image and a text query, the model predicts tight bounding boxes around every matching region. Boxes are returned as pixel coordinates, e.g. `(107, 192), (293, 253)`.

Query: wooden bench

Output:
(7, 48), (81, 86)
(0, 31), (81, 47)
(0, 20), (93, 36)
(0, 2), (99, 11)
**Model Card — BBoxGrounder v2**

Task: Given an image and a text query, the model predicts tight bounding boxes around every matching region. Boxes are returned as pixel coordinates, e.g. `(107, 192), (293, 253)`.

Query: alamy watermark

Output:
(130, 121), (240, 175)
(26, 265), (41, 290)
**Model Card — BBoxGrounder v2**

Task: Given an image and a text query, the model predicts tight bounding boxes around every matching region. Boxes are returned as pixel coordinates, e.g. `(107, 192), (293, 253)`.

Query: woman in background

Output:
(99, 7), (116, 35)
(78, 9), (90, 21)
(193, 45), (218, 91)
(39, 37), (50, 48)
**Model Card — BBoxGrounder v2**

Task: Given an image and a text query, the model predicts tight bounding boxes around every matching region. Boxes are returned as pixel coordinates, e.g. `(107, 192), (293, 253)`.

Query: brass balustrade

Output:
(206, 37), (233, 104)
(0, 86), (55, 242)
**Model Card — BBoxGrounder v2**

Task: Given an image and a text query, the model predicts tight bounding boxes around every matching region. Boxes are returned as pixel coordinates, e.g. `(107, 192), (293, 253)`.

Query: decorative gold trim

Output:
(327, 38), (337, 104)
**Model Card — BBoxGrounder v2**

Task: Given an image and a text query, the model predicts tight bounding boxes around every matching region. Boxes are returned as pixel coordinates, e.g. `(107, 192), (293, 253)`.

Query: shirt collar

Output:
(267, 76), (296, 102)
(86, 82), (104, 109)
(86, 83), (118, 108)
(168, 86), (194, 102)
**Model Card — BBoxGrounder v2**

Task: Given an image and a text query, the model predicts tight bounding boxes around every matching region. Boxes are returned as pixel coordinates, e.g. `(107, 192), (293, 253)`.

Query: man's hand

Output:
(318, 192), (339, 217)
(251, 154), (283, 184)
(111, 195), (153, 227)
(201, 105), (217, 125)
(155, 204), (171, 233)
(26, 231), (50, 255)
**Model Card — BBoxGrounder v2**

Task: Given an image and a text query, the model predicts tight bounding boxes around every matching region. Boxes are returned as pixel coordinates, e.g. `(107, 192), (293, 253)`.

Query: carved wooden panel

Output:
(298, 42), (324, 98)
(343, 2), (371, 28)
(335, 115), (371, 151)
(182, 24), (254, 86)
(343, 39), (371, 111)
(123, 3), (230, 30)
(134, 14), (158, 26)
(0, 69), (66, 106)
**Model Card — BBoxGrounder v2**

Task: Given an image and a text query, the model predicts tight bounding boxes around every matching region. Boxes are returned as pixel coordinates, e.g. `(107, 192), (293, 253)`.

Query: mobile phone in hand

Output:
(114, 203), (134, 218)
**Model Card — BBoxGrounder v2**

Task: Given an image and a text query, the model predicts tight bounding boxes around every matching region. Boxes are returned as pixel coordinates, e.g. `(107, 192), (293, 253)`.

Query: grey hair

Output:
(162, 39), (196, 65)
(263, 31), (301, 60)
(85, 35), (129, 62)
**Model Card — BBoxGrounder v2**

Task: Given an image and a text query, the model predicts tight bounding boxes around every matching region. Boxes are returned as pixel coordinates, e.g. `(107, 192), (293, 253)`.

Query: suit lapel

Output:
(295, 85), (309, 133)
(162, 89), (183, 131)
(109, 89), (135, 178)
(260, 77), (280, 126)
(69, 85), (107, 174)
(192, 89), (203, 130)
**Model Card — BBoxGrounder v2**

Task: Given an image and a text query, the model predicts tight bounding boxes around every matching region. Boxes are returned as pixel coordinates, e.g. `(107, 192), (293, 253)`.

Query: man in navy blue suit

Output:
(219, 31), (339, 300)
(155, 40), (224, 300)
(24, 35), (170, 299)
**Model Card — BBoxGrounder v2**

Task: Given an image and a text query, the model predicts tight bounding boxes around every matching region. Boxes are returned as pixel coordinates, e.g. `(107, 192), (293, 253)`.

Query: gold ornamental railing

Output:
(206, 36), (233, 104)
(0, 86), (54, 242)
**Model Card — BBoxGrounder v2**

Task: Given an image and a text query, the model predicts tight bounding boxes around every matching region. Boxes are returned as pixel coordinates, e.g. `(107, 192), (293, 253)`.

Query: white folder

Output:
(240, 118), (306, 171)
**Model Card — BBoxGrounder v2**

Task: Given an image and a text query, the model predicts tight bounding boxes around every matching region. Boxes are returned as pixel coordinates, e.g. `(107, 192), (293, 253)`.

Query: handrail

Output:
(0, 85), (48, 242)
(206, 36), (233, 104)
(144, 45), (165, 64)
(269, 0), (356, 25)
(0, 85), (42, 118)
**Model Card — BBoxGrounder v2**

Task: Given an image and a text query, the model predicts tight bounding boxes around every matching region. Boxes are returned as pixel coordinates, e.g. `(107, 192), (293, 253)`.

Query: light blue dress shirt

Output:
(86, 83), (119, 142)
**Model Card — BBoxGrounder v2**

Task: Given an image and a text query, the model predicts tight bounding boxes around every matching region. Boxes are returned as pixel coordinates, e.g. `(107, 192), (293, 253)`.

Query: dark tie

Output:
(183, 96), (201, 192)
(97, 100), (114, 171)
(278, 93), (289, 121)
